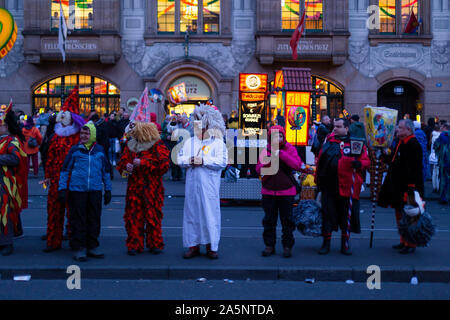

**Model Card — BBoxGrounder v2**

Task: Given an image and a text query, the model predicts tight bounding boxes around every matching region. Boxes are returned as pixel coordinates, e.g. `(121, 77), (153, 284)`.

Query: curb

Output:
(2, 266), (450, 283)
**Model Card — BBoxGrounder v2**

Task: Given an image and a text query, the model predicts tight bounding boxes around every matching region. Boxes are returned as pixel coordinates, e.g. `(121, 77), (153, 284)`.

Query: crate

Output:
(300, 186), (317, 200)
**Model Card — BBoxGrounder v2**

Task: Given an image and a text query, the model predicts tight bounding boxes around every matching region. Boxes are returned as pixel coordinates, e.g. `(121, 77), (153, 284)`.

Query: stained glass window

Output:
(51, 0), (93, 31)
(180, 0), (198, 33)
(282, 1), (323, 31)
(203, 0), (220, 33)
(33, 74), (120, 115)
(379, 0), (419, 34)
(158, 0), (175, 33)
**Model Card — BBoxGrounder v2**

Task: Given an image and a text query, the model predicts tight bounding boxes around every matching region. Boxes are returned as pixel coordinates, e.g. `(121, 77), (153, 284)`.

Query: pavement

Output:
(1, 168), (449, 284)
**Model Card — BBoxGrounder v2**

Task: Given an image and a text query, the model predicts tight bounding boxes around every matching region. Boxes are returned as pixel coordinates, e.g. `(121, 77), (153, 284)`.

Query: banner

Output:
(240, 101), (265, 136)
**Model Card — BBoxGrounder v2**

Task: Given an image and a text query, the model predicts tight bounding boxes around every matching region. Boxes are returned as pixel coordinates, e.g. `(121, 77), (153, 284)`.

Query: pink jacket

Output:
(256, 126), (303, 196)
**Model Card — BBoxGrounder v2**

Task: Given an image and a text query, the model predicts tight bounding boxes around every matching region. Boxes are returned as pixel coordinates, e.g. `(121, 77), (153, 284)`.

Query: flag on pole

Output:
(58, 2), (68, 62)
(130, 87), (151, 123)
(404, 10), (420, 34)
(289, 10), (306, 60)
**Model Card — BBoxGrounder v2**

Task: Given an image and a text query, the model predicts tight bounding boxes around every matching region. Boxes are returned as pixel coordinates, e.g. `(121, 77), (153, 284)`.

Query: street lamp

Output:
(184, 25), (192, 59)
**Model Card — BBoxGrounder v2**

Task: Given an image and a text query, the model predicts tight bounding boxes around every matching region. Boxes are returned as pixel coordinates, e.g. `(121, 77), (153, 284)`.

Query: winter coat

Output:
(93, 119), (110, 155)
(378, 135), (424, 210)
(434, 130), (450, 176)
(315, 133), (370, 200)
(58, 142), (112, 192)
(415, 128), (428, 181)
(256, 125), (303, 196)
(349, 121), (366, 140)
(22, 126), (42, 155)
(150, 112), (162, 133)
(429, 131), (441, 165)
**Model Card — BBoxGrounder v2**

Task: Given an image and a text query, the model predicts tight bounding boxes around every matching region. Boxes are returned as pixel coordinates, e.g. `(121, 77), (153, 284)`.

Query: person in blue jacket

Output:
(58, 122), (112, 262)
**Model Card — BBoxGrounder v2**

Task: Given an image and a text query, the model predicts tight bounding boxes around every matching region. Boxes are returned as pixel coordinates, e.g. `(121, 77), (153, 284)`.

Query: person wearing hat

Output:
(117, 91), (170, 256)
(349, 114), (366, 140)
(42, 86), (85, 252)
(58, 122), (112, 261)
(0, 103), (27, 256)
(378, 119), (424, 254)
(177, 104), (228, 259)
(22, 116), (43, 176)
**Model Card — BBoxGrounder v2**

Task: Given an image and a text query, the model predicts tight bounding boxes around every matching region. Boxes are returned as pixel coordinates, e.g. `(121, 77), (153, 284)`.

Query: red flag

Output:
(289, 11), (306, 60)
(404, 10), (419, 33)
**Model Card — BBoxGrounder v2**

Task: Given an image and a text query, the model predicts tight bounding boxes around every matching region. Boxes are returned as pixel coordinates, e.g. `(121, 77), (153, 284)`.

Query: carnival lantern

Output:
(0, 8), (18, 59)
(363, 105), (398, 248)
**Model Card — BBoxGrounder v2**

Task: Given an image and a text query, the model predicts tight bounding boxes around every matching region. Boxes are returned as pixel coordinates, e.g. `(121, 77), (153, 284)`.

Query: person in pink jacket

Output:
(256, 125), (303, 258)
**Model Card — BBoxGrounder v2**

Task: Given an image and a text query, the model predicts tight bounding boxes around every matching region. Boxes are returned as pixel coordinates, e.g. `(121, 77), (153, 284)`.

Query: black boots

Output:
(340, 237), (352, 256)
(318, 238), (330, 255)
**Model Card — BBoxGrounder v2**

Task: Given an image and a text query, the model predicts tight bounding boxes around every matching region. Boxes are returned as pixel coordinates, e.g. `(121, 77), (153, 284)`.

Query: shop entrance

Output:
(32, 74), (120, 116)
(165, 75), (212, 117)
(377, 81), (421, 120)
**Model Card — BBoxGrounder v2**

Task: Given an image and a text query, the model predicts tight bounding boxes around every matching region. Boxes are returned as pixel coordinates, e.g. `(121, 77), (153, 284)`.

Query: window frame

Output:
(281, 0), (324, 33)
(368, 0), (432, 45)
(50, 0), (94, 33)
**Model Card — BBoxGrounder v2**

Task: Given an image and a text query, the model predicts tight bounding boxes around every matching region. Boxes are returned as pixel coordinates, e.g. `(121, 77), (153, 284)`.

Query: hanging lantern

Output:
(0, 8), (18, 59)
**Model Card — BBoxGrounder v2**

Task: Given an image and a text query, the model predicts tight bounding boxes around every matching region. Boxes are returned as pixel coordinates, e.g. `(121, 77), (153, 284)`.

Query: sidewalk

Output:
(10, 168), (449, 283)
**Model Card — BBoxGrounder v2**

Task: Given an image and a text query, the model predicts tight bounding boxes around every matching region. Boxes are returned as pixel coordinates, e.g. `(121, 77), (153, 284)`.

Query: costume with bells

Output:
(116, 90), (170, 254)
(44, 86), (84, 251)
(0, 103), (27, 255)
(177, 104), (228, 259)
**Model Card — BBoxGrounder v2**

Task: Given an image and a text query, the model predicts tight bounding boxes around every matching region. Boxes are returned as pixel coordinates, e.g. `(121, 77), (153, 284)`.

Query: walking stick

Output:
(345, 167), (356, 251)
(369, 148), (382, 248)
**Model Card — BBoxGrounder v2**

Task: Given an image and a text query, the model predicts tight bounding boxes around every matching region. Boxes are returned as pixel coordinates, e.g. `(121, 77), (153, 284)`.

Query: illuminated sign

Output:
(285, 92), (311, 107)
(239, 73), (268, 93)
(285, 106), (310, 146)
(241, 92), (266, 101)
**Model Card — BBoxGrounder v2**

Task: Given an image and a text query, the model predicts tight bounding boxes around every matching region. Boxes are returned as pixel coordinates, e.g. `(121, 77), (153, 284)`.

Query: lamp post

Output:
(184, 25), (192, 59)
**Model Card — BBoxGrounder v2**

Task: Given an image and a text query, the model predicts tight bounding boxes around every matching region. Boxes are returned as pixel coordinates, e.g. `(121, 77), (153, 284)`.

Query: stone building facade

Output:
(0, 0), (449, 122)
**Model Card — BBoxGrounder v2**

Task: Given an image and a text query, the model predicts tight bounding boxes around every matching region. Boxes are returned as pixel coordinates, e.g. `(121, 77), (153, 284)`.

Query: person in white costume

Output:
(177, 104), (228, 259)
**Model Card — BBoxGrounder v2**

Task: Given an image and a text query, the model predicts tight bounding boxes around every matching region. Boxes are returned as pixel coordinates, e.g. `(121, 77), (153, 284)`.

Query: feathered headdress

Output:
(191, 103), (226, 136)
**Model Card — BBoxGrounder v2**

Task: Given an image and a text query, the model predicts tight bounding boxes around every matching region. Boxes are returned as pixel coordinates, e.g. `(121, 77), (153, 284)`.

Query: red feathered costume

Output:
(44, 87), (81, 250)
(117, 134), (170, 252)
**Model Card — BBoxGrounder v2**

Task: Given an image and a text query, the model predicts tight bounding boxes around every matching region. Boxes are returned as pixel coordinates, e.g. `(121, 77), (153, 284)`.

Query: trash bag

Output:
(398, 211), (436, 247)
(292, 200), (322, 237)
(224, 166), (240, 183)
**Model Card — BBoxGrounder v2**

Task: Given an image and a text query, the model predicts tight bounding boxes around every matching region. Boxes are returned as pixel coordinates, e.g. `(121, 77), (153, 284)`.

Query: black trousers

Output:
(321, 191), (361, 235)
(262, 195), (295, 248)
(68, 191), (102, 250)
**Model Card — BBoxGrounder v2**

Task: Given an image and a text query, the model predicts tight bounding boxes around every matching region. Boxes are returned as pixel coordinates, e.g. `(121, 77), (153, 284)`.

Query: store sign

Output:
(275, 39), (332, 56)
(241, 92), (266, 102)
(169, 76), (211, 100)
(285, 92), (311, 107)
(41, 38), (98, 52)
(240, 101), (265, 136)
(285, 106), (309, 146)
(239, 74), (268, 93)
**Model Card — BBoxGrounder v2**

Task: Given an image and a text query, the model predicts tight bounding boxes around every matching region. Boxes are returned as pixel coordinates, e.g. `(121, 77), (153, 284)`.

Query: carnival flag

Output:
(58, 2), (68, 62)
(130, 87), (151, 123)
(289, 10), (306, 60)
(404, 10), (420, 34)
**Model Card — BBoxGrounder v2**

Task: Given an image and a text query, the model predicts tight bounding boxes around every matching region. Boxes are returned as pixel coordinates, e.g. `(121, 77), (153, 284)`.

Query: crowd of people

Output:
(0, 95), (448, 260)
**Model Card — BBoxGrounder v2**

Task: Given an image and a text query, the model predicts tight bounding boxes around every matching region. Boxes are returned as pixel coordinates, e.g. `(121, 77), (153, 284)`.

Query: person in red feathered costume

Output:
(117, 121), (170, 255)
(42, 86), (85, 252)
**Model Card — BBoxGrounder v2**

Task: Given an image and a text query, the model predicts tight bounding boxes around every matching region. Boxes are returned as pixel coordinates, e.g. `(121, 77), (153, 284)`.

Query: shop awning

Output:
(274, 67), (313, 92)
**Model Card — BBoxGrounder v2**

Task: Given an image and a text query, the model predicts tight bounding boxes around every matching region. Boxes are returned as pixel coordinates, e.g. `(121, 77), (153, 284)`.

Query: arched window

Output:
(33, 74), (120, 116)
(311, 76), (344, 121)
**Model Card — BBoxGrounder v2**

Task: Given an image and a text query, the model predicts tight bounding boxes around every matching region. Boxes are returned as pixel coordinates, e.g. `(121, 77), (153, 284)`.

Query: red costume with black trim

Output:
(117, 139), (170, 251)
(44, 87), (82, 249)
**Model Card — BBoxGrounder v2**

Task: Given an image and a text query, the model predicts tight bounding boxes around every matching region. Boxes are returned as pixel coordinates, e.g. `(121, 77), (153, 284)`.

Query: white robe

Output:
(178, 135), (228, 251)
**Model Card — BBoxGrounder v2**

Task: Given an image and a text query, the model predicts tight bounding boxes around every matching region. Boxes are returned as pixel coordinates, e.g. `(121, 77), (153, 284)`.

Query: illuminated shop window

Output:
(203, 0), (220, 33)
(157, 0), (221, 34)
(51, 0), (93, 31)
(379, 0), (419, 34)
(281, 0), (323, 31)
(32, 74), (120, 116)
(158, 0), (175, 33)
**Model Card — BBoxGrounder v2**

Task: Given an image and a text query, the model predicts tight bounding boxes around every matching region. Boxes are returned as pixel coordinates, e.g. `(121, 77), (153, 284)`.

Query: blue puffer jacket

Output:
(59, 143), (112, 192)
